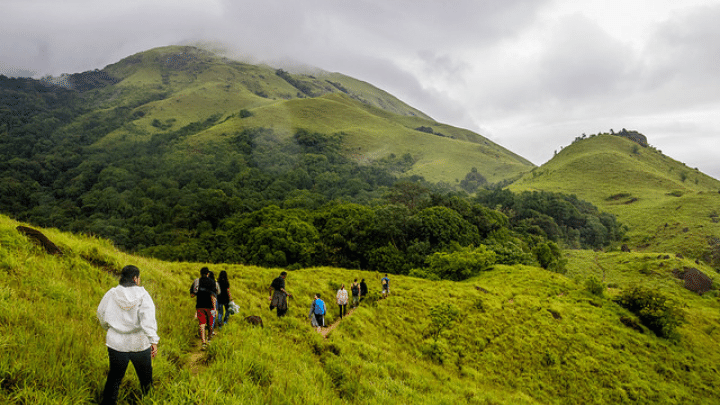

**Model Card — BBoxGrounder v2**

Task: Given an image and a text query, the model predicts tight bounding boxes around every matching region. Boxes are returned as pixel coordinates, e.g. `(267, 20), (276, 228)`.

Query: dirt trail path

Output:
(187, 340), (207, 375)
(318, 307), (356, 338)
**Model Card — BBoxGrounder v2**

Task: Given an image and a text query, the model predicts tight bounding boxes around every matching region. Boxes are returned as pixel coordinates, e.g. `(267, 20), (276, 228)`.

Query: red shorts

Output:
(196, 308), (213, 326)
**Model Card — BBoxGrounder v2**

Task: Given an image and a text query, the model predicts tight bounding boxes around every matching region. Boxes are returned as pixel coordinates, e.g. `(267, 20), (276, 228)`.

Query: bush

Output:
(615, 286), (684, 338)
(585, 276), (605, 296)
(421, 338), (450, 364)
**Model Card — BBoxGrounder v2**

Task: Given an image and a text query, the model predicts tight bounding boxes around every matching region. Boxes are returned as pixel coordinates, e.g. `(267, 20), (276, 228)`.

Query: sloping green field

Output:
(2, 214), (719, 404)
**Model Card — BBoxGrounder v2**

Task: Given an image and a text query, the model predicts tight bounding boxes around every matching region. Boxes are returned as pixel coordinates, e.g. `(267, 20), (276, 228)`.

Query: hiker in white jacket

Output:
(97, 265), (159, 405)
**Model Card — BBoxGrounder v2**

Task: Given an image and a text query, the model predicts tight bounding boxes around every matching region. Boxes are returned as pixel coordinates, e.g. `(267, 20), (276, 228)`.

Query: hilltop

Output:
(509, 132), (720, 263)
(2, 213), (720, 404)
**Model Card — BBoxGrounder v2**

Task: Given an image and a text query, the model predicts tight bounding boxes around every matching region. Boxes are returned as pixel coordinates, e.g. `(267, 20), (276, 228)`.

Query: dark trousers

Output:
(339, 304), (347, 318)
(101, 347), (153, 405)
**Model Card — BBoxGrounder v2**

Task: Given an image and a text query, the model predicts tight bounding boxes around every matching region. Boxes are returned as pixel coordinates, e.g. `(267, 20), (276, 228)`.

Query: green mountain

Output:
(509, 132), (720, 263)
(92, 45), (533, 184)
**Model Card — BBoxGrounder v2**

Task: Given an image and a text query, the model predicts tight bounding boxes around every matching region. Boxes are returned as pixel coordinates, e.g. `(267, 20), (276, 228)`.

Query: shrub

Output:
(421, 338), (450, 364)
(585, 276), (605, 296)
(615, 286), (684, 338)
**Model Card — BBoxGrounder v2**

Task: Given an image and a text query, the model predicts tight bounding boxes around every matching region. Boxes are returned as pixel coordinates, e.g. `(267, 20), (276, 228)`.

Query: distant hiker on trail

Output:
(309, 293), (326, 331)
(351, 278), (360, 308)
(360, 279), (368, 302)
(269, 271), (292, 317)
(97, 265), (159, 405)
(336, 284), (349, 319)
(381, 274), (390, 297)
(216, 270), (232, 329)
(189, 267), (218, 349)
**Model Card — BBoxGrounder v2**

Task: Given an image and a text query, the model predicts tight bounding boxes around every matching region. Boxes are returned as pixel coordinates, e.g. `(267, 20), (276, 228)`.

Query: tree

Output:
(428, 302), (461, 340)
(424, 245), (496, 281)
(532, 241), (566, 273)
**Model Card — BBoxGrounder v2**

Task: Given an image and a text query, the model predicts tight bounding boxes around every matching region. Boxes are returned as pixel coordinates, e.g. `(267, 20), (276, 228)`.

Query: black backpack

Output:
(271, 277), (282, 290)
(351, 283), (359, 295)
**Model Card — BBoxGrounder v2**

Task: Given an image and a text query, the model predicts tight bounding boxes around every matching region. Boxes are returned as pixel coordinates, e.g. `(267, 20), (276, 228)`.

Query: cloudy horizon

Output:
(2, 0), (719, 178)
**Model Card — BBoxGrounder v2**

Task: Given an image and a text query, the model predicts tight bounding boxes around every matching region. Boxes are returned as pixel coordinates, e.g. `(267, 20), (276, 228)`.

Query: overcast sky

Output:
(2, 0), (719, 179)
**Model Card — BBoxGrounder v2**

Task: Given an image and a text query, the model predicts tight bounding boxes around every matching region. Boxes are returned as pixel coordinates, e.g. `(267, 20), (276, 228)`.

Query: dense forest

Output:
(0, 74), (624, 279)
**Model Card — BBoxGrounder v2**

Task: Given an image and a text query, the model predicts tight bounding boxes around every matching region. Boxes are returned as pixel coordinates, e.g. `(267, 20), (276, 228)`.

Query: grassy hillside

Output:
(509, 134), (720, 259)
(93, 45), (533, 184)
(3, 214), (720, 404)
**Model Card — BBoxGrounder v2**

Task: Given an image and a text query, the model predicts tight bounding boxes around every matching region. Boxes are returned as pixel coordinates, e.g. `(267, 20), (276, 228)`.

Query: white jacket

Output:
(97, 285), (159, 352)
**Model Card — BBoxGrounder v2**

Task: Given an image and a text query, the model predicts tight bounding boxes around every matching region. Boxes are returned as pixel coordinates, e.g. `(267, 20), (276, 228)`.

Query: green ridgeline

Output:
(510, 133), (720, 260)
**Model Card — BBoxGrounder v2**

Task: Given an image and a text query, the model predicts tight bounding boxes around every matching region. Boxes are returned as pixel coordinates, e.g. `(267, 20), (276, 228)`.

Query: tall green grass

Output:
(2, 214), (720, 404)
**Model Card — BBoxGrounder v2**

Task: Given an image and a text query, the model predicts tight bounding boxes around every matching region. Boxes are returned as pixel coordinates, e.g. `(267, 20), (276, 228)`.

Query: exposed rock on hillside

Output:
(673, 267), (713, 295)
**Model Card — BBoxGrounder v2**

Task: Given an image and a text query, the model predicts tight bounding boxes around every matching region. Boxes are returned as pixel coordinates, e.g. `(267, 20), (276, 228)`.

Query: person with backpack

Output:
(381, 274), (390, 298)
(269, 271), (292, 317)
(309, 293), (326, 331)
(359, 279), (368, 302)
(189, 267), (218, 348)
(350, 278), (360, 308)
(336, 284), (349, 319)
(98, 265), (159, 404)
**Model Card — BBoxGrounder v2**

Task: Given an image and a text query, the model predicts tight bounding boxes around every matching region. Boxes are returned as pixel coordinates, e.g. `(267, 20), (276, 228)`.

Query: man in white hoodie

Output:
(97, 265), (159, 405)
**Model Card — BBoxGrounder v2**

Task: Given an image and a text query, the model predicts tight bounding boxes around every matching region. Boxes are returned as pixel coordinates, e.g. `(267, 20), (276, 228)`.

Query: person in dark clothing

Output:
(216, 270), (231, 329)
(350, 278), (360, 308)
(359, 279), (368, 302)
(269, 271), (292, 317)
(189, 267), (218, 348)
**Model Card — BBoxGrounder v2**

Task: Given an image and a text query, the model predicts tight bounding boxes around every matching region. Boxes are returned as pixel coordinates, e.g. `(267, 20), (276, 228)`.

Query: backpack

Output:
(270, 277), (282, 290)
(314, 299), (325, 315)
(351, 283), (359, 295)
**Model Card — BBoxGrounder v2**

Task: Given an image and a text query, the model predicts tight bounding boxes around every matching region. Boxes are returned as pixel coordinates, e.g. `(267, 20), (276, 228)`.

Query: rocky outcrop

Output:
(673, 267), (713, 295)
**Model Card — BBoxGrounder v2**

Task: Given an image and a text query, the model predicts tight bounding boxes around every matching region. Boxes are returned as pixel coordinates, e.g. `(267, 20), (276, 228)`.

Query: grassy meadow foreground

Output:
(2, 214), (720, 404)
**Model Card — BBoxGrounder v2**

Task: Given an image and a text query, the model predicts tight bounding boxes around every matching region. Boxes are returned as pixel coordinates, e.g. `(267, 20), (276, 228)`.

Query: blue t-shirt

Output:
(314, 299), (326, 315)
